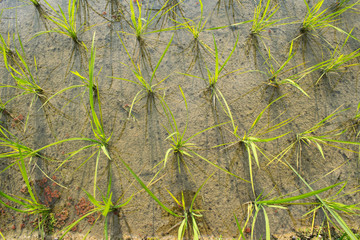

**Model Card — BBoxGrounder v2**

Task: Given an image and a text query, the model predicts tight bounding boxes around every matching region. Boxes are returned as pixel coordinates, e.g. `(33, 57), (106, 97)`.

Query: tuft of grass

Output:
(249, 0), (288, 38)
(179, 34), (241, 126)
(119, 0), (178, 41)
(170, 0), (230, 70)
(276, 106), (360, 170)
(28, 33), (111, 198)
(245, 181), (353, 240)
(281, 159), (360, 240)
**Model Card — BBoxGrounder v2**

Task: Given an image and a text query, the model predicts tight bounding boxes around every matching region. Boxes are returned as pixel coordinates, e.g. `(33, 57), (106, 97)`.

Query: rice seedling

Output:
(0, 125), (37, 161)
(32, 0), (90, 48)
(120, 0), (178, 41)
(295, 0), (358, 43)
(0, 149), (51, 236)
(260, 41), (310, 98)
(280, 159), (360, 240)
(276, 106), (360, 170)
(165, 172), (214, 240)
(110, 34), (174, 118)
(240, 0), (292, 60)
(120, 151), (213, 240)
(243, 181), (356, 240)
(28, 34), (111, 198)
(58, 173), (132, 240)
(315, 29), (360, 85)
(0, 34), (47, 132)
(170, 0), (229, 71)
(118, 0), (178, 70)
(215, 96), (295, 196)
(248, 0), (288, 40)
(158, 86), (248, 181)
(179, 34), (241, 133)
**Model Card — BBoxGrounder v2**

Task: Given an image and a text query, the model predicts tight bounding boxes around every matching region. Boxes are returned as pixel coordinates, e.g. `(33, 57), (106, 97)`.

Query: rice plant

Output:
(0, 34), (47, 132)
(118, 0), (178, 69)
(166, 172), (214, 240)
(110, 34), (174, 118)
(0, 149), (51, 236)
(215, 96), (295, 196)
(316, 29), (360, 84)
(260, 41), (310, 98)
(170, 0), (229, 71)
(280, 159), (360, 240)
(29, 34), (111, 198)
(276, 107), (360, 170)
(244, 180), (357, 240)
(33, 0), (90, 47)
(249, 0), (289, 40)
(180, 34), (240, 125)
(59, 173), (132, 240)
(296, 0), (358, 42)
(158, 86), (247, 181)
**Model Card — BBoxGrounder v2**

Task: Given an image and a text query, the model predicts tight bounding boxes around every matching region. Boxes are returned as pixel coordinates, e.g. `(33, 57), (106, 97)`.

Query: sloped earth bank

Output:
(0, 0), (360, 239)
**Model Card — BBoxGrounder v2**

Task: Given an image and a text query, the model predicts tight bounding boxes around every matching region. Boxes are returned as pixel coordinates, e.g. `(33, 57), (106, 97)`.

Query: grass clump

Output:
(31, 34), (111, 198)
(260, 41), (310, 97)
(180, 34), (240, 120)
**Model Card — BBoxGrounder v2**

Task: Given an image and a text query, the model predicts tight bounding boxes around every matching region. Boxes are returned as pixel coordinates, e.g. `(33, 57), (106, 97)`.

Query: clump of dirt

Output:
(74, 197), (96, 225)
(54, 208), (69, 229)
